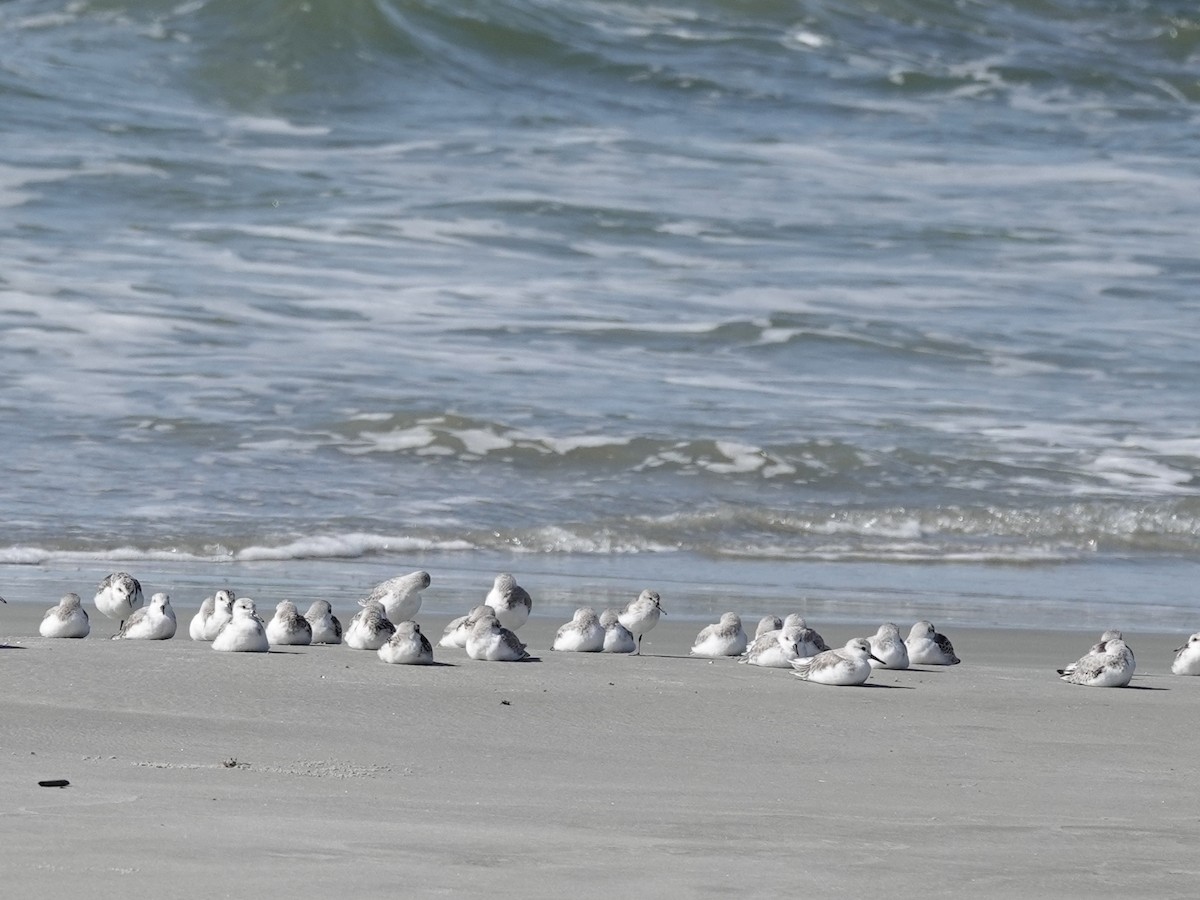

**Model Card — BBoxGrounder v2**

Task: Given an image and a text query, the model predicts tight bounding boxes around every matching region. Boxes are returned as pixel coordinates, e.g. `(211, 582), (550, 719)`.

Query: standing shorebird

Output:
(359, 570), (430, 623)
(617, 589), (664, 656)
(484, 573), (533, 632)
(93, 572), (144, 631)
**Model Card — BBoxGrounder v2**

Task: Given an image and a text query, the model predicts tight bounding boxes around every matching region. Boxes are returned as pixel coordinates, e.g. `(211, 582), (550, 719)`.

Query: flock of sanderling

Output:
(8, 572), (1200, 686)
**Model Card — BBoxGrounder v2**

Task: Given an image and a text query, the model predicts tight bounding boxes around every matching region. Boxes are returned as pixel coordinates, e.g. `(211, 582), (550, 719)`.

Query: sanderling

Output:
(39, 593), (90, 639)
(93, 572), (144, 630)
(1060, 630), (1130, 675)
(905, 620), (960, 665)
(438, 605), (494, 649)
(551, 607), (605, 652)
(212, 597), (269, 653)
(1058, 637), (1135, 687)
(484, 573), (533, 632)
(266, 600), (313, 646)
(359, 570), (430, 623)
(599, 608), (636, 654)
(792, 638), (882, 686)
(112, 592), (176, 640)
(345, 600), (396, 650)
(378, 620), (435, 665)
(754, 615), (783, 640)
(189, 596), (215, 641)
(466, 613), (532, 662)
(739, 626), (802, 668)
(305, 599), (343, 645)
(1172, 632), (1200, 675)
(868, 622), (910, 669)
(690, 612), (748, 658)
(746, 614), (823, 656)
(617, 589), (664, 655)
(202, 590), (237, 641)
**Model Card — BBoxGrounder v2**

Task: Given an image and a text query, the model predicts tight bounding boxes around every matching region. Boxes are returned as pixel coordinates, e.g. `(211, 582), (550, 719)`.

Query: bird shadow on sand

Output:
(857, 682), (917, 689)
(0, 643), (28, 650)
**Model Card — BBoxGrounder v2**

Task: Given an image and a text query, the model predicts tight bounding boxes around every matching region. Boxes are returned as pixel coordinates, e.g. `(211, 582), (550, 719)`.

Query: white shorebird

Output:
(202, 590), (237, 641)
(754, 615), (783, 639)
(1058, 637), (1135, 687)
(745, 614), (826, 656)
(305, 599), (343, 645)
(189, 596), (215, 641)
(868, 622), (910, 669)
(739, 626), (802, 668)
(690, 612), (748, 658)
(345, 600), (395, 650)
(212, 597), (269, 653)
(617, 589), (664, 655)
(905, 620), (960, 665)
(599, 608), (636, 654)
(551, 607), (605, 652)
(1172, 632), (1200, 676)
(438, 605), (494, 649)
(39, 593), (90, 639)
(1060, 630), (1131, 675)
(93, 572), (144, 630)
(266, 600), (312, 646)
(112, 592), (177, 641)
(378, 621), (435, 665)
(484, 573), (533, 632)
(359, 570), (430, 623)
(466, 613), (532, 662)
(792, 638), (883, 686)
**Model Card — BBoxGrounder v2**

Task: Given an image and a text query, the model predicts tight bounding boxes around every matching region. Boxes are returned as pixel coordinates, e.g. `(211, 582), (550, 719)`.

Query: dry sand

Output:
(2, 603), (1198, 898)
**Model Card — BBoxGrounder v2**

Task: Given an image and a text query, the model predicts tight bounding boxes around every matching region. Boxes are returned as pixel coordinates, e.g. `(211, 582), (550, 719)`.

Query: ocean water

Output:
(2, 0), (1199, 630)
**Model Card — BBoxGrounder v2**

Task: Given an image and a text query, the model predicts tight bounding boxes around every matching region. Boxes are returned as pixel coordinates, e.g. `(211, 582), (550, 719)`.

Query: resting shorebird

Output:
(905, 620), (960, 665)
(39, 593), (90, 639)
(378, 620), (435, 665)
(112, 592), (176, 641)
(690, 612), (748, 658)
(551, 607), (605, 653)
(484, 573), (533, 632)
(792, 638), (883, 686)
(212, 598), (269, 653)
(1058, 637), (1135, 687)
(305, 599), (343, 645)
(266, 600), (312, 646)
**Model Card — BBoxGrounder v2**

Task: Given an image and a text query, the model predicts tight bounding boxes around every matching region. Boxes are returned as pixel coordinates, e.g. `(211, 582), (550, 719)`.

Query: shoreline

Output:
(4, 602), (1200, 898)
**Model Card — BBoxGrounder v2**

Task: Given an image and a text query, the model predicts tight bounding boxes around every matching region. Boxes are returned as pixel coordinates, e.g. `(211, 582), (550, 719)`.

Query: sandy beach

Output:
(2, 602), (1198, 899)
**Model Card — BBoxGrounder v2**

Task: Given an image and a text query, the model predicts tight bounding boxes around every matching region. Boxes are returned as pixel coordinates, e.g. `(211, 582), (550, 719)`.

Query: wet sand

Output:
(2, 603), (1198, 898)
